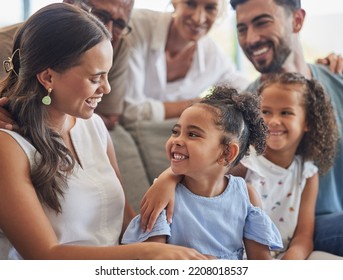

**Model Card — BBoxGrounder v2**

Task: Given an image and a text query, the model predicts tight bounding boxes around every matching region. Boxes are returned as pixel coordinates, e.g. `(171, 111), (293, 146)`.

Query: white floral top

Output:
(241, 149), (318, 257)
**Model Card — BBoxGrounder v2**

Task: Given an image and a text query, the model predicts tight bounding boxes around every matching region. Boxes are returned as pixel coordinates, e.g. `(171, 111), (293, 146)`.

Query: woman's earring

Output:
(42, 87), (52, 105)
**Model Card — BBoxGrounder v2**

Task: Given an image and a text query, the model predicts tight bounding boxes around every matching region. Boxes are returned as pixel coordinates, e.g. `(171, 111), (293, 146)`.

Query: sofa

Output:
(110, 118), (177, 212)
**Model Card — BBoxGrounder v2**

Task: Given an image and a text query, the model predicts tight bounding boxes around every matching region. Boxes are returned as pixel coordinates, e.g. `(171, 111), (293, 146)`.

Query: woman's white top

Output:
(0, 114), (125, 259)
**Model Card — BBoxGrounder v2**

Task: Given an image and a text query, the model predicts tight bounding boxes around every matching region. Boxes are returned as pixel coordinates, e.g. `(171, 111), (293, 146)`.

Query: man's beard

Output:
(245, 39), (291, 74)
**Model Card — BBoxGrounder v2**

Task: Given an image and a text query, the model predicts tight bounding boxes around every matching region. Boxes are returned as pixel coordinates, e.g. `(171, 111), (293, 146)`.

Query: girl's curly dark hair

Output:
(258, 72), (339, 174)
(200, 85), (268, 167)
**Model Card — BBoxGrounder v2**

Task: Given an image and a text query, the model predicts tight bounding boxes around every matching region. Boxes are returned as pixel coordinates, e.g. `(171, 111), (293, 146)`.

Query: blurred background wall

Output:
(1, 0), (342, 80)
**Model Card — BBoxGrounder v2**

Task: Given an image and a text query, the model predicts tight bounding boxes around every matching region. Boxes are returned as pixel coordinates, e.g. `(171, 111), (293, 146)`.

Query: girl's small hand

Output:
(140, 178), (175, 232)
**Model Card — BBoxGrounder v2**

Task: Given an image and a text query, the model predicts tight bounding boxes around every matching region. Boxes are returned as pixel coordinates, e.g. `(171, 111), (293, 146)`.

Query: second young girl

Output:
(235, 72), (339, 259)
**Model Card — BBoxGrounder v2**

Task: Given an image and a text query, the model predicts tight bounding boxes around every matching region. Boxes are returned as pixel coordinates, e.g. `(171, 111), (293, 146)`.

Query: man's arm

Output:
(164, 98), (201, 119)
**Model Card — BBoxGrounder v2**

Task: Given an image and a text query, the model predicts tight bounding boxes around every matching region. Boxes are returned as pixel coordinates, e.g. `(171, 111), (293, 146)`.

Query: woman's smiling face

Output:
(47, 39), (113, 119)
(172, 0), (220, 42)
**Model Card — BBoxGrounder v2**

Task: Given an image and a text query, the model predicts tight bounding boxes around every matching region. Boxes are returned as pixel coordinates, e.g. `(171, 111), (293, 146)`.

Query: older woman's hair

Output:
(0, 3), (111, 213)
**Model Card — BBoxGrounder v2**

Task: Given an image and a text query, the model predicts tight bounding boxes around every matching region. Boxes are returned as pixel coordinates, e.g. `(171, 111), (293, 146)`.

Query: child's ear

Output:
(218, 143), (240, 166)
(227, 143), (240, 163)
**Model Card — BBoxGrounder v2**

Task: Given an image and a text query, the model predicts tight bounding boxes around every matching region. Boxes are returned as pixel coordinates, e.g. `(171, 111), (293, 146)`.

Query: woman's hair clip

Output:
(3, 48), (20, 77)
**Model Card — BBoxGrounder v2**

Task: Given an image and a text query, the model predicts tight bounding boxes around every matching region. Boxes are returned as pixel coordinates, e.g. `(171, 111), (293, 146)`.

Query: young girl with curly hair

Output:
(234, 72), (339, 259)
(122, 86), (283, 259)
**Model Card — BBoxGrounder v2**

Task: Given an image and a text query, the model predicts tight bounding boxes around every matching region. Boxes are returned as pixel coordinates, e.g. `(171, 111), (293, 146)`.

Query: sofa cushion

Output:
(124, 119), (177, 183)
(109, 125), (150, 212)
